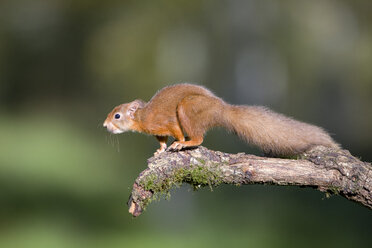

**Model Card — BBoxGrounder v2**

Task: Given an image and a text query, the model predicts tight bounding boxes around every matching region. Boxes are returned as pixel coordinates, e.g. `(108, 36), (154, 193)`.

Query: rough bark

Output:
(128, 146), (372, 217)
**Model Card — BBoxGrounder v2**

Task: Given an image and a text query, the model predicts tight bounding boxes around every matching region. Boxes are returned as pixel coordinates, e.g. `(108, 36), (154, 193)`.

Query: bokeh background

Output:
(1, 0), (371, 247)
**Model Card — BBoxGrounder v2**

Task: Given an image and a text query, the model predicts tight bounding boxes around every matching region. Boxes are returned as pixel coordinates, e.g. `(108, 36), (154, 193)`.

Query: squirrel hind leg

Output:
(168, 96), (209, 151)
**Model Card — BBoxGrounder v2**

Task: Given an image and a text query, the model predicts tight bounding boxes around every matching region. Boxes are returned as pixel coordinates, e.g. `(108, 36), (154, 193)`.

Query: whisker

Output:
(110, 133), (115, 147)
(97, 117), (105, 128)
(103, 128), (120, 153)
(107, 133), (113, 146)
(115, 135), (120, 152)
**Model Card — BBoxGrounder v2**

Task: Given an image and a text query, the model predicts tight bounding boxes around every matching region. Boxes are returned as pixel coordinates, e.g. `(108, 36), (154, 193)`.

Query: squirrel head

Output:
(103, 99), (145, 134)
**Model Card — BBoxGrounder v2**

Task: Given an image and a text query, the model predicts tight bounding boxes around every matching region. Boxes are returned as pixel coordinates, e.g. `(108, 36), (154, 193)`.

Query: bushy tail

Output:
(222, 105), (339, 156)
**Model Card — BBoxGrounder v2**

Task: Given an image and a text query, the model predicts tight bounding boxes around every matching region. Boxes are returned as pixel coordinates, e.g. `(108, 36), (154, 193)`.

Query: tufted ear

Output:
(127, 100), (145, 119)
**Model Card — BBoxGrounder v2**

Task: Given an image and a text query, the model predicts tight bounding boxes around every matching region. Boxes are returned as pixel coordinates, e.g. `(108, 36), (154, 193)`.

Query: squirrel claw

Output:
(154, 145), (167, 156)
(168, 141), (184, 151)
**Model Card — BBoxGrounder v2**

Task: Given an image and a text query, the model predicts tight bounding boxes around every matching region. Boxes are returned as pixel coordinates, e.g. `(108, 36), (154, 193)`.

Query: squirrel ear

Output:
(127, 100), (144, 119)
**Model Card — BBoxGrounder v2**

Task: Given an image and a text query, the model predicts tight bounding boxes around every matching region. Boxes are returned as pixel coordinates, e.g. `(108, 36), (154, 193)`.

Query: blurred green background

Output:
(1, 0), (371, 247)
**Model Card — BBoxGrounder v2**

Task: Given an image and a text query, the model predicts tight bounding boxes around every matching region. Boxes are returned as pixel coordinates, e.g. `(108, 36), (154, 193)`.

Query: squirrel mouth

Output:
(104, 123), (123, 134)
(111, 129), (123, 134)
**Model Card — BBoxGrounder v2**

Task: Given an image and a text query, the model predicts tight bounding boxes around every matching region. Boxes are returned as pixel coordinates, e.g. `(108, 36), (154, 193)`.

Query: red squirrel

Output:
(103, 83), (339, 156)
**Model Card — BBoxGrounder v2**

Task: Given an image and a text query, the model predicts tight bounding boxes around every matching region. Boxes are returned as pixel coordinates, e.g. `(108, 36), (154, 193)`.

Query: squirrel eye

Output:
(114, 113), (121, 119)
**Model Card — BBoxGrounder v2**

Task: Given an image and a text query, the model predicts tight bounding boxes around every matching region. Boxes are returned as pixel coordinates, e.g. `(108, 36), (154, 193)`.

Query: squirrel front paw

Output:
(154, 144), (167, 156)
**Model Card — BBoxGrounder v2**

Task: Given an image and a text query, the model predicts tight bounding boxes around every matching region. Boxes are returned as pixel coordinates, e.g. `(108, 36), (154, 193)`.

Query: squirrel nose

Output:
(103, 121), (108, 128)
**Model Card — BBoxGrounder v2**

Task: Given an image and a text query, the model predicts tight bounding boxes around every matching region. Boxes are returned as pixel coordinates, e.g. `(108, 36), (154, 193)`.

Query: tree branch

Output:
(128, 146), (372, 217)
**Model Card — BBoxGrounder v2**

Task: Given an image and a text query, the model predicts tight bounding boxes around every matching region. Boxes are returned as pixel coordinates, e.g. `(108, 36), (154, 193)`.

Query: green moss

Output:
(138, 164), (223, 209)
(281, 154), (301, 160)
(195, 158), (207, 165)
(323, 186), (340, 199)
(325, 192), (331, 199)
(185, 164), (223, 191)
(328, 186), (340, 195)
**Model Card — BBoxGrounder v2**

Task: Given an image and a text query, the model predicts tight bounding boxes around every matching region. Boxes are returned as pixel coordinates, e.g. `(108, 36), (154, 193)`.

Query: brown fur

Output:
(103, 83), (339, 156)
